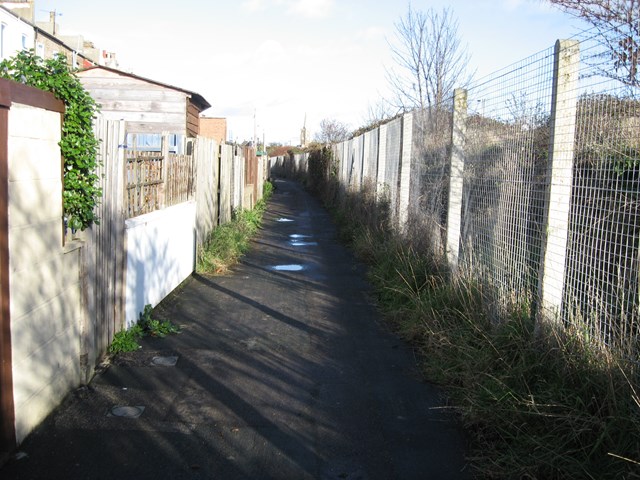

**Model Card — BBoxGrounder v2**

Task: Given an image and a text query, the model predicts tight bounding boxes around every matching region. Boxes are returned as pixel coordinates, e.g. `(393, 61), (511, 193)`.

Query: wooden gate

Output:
(81, 117), (127, 379)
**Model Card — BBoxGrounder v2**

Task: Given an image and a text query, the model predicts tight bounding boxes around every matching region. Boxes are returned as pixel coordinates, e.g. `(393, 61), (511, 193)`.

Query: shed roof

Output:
(78, 65), (212, 111)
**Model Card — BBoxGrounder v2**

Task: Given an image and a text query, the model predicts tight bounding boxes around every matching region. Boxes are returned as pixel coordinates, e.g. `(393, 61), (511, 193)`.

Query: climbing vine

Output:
(0, 49), (100, 231)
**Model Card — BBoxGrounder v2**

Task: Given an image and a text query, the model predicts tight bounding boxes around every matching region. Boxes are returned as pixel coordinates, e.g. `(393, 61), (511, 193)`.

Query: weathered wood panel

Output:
(186, 101), (199, 137)
(219, 145), (233, 224)
(78, 68), (190, 136)
(84, 117), (126, 370)
(195, 136), (220, 247)
(98, 110), (184, 124)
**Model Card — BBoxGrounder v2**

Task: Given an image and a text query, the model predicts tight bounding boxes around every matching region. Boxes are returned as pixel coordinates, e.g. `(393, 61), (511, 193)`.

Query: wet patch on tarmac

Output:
(271, 264), (305, 271)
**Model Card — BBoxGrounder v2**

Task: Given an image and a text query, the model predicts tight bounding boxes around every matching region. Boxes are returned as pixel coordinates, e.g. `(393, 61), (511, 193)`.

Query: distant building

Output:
(200, 117), (228, 144)
(0, 1), (117, 68)
(34, 10), (117, 67)
(0, 0), (33, 22)
(0, 5), (33, 61)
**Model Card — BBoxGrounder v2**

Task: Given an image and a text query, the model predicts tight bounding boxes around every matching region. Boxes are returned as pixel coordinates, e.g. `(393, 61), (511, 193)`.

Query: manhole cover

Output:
(109, 405), (145, 418)
(151, 355), (178, 366)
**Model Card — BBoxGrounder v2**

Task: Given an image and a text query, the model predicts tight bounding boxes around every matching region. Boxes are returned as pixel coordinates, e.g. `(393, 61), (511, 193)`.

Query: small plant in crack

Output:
(138, 304), (180, 338)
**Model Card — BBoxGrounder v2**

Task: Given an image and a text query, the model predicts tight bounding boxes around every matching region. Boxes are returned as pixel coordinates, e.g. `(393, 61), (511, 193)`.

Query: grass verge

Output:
(196, 180), (273, 275)
(327, 187), (640, 479)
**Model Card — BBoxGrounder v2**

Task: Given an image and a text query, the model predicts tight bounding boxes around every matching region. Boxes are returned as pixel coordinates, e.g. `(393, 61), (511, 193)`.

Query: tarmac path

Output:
(1, 178), (469, 479)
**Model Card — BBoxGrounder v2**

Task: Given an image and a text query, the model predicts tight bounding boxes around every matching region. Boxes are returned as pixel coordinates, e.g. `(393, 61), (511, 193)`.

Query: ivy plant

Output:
(0, 49), (101, 231)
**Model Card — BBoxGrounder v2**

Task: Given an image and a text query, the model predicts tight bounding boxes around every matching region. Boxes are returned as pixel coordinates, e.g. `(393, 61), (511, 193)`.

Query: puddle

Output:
(276, 218), (294, 222)
(109, 405), (145, 418)
(151, 355), (178, 366)
(290, 241), (318, 247)
(289, 234), (311, 239)
(271, 264), (304, 272)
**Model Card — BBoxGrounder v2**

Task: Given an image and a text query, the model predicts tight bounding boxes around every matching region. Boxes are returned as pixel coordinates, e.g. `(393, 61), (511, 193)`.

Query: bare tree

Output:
(386, 6), (472, 114)
(547, 0), (639, 86)
(314, 118), (350, 144)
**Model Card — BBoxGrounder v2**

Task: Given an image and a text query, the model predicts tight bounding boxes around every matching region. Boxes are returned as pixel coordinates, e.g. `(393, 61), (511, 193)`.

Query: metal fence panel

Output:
(563, 32), (640, 348)
(462, 47), (555, 303)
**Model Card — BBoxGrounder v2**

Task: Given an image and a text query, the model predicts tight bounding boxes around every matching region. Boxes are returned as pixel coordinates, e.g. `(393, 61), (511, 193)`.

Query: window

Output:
(21, 34), (27, 50)
(0, 23), (6, 59)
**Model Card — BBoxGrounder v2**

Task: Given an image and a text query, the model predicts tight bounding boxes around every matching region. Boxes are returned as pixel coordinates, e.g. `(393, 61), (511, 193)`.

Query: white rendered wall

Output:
(8, 103), (82, 444)
(125, 201), (196, 327)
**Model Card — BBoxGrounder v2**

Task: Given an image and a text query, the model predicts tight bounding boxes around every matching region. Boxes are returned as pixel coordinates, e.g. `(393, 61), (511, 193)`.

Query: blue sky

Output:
(33, 0), (581, 144)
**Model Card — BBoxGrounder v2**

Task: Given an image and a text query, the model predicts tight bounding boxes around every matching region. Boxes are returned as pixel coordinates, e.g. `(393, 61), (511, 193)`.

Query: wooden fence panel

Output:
(83, 117), (126, 376)
(219, 144), (233, 224)
(165, 153), (195, 206)
(195, 137), (220, 247)
(125, 151), (163, 218)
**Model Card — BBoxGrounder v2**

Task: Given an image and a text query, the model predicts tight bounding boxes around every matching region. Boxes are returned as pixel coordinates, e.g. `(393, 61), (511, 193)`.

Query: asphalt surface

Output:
(1, 178), (469, 480)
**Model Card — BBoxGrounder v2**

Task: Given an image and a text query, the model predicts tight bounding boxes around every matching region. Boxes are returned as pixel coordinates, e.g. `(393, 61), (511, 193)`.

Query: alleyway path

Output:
(2, 178), (468, 479)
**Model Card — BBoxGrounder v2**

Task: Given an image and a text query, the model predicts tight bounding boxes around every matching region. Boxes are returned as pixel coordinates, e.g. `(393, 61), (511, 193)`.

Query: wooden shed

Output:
(76, 65), (211, 137)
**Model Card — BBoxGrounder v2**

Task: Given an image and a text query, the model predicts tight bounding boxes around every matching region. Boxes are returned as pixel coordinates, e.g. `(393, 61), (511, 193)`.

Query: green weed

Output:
(108, 304), (180, 353)
(196, 181), (272, 275)
(138, 303), (180, 337)
(108, 324), (144, 354)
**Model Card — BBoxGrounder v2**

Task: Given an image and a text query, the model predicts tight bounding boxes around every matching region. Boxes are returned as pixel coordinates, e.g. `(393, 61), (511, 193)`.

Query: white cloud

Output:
(241, 0), (334, 18)
(241, 0), (267, 13)
(286, 0), (335, 19)
(356, 26), (387, 41)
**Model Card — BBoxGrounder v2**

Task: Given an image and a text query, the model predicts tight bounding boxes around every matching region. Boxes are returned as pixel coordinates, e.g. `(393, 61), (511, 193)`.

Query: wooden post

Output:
(160, 132), (170, 208)
(446, 89), (468, 270)
(537, 39), (580, 329)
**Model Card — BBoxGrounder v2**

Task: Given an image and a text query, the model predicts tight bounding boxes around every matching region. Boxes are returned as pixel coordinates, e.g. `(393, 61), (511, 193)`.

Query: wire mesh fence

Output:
(461, 47), (556, 310)
(273, 27), (640, 355)
(563, 28), (640, 350)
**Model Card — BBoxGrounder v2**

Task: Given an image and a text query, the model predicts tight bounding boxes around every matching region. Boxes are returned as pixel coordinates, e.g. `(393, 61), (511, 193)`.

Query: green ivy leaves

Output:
(0, 49), (100, 231)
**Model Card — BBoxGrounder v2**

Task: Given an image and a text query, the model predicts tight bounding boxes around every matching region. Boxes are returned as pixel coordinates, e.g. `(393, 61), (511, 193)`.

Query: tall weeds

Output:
(196, 181), (273, 274)
(322, 178), (640, 479)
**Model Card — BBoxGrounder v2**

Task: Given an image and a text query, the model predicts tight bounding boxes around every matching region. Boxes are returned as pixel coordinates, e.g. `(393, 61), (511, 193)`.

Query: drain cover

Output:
(109, 405), (145, 418)
(151, 355), (178, 366)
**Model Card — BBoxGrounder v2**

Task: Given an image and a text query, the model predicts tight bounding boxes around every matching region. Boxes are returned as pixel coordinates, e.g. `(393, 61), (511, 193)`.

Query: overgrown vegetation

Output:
(308, 146), (640, 479)
(108, 304), (180, 354)
(0, 50), (101, 231)
(196, 181), (274, 274)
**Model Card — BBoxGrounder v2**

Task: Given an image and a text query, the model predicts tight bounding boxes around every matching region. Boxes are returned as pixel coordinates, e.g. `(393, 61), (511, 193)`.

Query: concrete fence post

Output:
(376, 124), (388, 201)
(537, 39), (580, 329)
(446, 88), (468, 270)
(398, 112), (413, 232)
